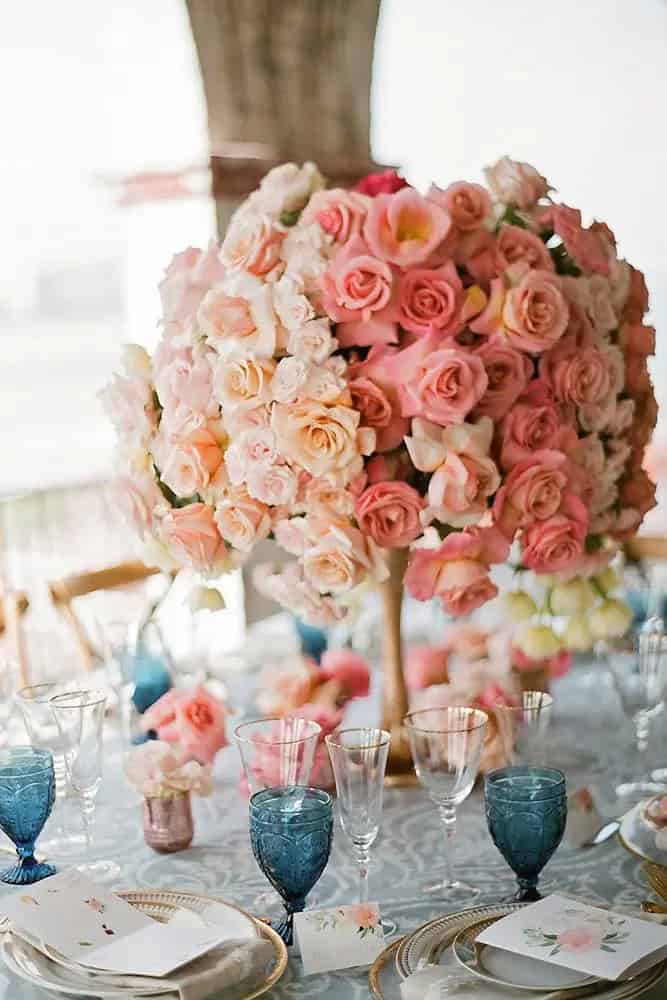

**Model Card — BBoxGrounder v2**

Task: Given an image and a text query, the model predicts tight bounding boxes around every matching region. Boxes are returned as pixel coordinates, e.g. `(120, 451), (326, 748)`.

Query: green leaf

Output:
(585, 533), (604, 554)
(280, 209), (301, 227)
(498, 205), (529, 230)
(600, 945), (616, 953)
(549, 242), (582, 277)
(153, 464), (201, 509)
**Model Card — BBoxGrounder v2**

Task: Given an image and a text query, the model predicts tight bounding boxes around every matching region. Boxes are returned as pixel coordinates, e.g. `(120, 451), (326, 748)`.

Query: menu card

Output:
(0, 870), (232, 976)
(477, 894), (667, 981)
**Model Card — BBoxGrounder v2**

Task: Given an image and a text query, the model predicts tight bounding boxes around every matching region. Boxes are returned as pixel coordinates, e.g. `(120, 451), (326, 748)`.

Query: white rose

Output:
(589, 599), (633, 640)
(272, 275), (314, 330)
(503, 591), (538, 623)
(272, 357), (311, 404)
(515, 624), (561, 659)
(280, 223), (330, 286)
(550, 579), (594, 617)
(563, 615), (593, 652)
(122, 344), (152, 380)
(248, 162), (325, 217)
(483, 156), (549, 209)
(304, 365), (347, 404)
(287, 318), (336, 365)
(197, 271), (277, 359)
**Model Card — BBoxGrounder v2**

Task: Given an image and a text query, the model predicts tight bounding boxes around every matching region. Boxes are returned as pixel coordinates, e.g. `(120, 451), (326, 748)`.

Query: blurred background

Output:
(1, 0), (666, 667)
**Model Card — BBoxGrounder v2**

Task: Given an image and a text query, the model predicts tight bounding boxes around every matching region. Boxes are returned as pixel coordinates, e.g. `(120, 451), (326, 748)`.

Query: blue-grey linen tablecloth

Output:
(1, 660), (666, 998)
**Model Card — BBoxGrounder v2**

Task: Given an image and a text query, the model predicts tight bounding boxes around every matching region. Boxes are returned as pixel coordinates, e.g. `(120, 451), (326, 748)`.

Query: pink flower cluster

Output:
(103, 157), (657, 622)
(140, 686), (229, 764)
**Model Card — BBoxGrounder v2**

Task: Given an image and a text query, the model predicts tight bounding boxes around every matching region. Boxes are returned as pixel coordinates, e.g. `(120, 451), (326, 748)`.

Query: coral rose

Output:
(493, 450), (569, 538)
(428, 181), (491, 231)
(364, 188), (451, 267)
(161, 502), (228, 572)
(496, 225), (553, 273)
(319, 649), (370, 699)
(502, 268), (569, 353)
(473, 339), (533, 421)
(354, 481), (425, 548)
(397, 261), (464, 337)
(521, 493), (588, 573)
(400, 347), (488, 425)
(500, 397), (576, 470)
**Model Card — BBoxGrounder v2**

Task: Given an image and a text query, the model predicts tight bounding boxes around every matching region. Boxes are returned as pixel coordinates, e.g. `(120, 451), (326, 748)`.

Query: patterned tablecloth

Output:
(1, 658), (666, 998)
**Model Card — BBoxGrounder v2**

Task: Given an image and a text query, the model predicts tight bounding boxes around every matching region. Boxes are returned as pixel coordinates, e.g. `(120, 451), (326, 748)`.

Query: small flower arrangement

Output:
(124, 741), (213, 798)
(139, 685), (229, 764)
(255, 648), (370, 716)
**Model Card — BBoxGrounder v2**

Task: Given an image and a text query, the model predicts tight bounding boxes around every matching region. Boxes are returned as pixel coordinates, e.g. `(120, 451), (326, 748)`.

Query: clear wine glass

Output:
(495, 691), (553, 766)
(325, 728), (395, 932)
(50, 689), (120, 881)
(405, 706), (487, 902)
(600, 617), (666, 803)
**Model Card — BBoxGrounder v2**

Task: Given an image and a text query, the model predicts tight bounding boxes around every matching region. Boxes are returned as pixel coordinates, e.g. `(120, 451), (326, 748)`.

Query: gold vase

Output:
(379, 548), (418, 787)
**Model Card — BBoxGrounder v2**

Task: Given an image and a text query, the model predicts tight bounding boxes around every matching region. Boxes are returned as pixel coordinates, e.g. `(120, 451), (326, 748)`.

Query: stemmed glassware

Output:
(325, 728), (390, 906)
(600, 617), (666, 803)
(234, 717), (322, 795)
(495, 691), (553, 766)
(249, 786), (333, 945)
(485, 765), (567, 901)
(0, 746), (56, 884)
(405, 706), (487, 902)
(50, 688), (120, 881)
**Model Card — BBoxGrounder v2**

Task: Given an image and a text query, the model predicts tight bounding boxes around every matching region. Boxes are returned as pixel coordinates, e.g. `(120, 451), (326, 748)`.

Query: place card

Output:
(0, 870), (230, 977)
(294, 903), (385, 975)
(477, 893), (667, 981)
(565, 786), (604, 847)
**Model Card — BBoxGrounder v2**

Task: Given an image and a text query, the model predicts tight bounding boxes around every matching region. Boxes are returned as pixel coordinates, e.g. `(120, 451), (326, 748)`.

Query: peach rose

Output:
(305, 479), (356, 519)
(152, 341), (217, 419)
(397, 261), (464, 337)
(484, 157), (550, 209)
(428, 181), (491, 232)
(521, 493), (588, 573)
(493, 450), (569, 538)
(496, 225), (553, 273)
(405, 645), (449, 692)
(161, 502), (228, 572)
(302, 523), (387, 594)
(158, 244), (226, 331)
(547, 345), (611, 406)
(213, 355), (275, 411)
(245, 161), (325, 216)
(400, 346), (488, 425)
(302, 188), (370, 245)
(271, 401), (363, 484)
(220, 212), (285, 276)
(160, 427), (223, 498)
(364, 187), (451, 267)
(197, 274), (276, 358)
(355, 481), (425, 548)
(472, 339), (533, 420)
(214, 485), (271, 552)
(502, 268), (569, 353)
(272, 274), (315, 330)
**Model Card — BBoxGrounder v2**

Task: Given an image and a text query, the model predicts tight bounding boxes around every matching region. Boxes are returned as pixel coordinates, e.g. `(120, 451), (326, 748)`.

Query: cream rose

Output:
(213, 356), (275, 411)
(302, 523), (387, 594)
(197, 272), (277, 358)
(271, 401), (362, 484)
(214, 486), (271, 551)
(286, 319), (336, 364)
(272, 274), (315, 329)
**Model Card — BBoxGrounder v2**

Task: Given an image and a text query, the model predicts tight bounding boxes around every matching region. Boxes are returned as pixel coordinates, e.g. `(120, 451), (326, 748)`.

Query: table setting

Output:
(2, 151), (667, 1000)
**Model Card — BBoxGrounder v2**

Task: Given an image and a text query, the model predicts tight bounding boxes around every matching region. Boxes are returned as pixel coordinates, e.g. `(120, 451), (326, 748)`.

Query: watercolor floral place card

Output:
(294, 903), (385, 975)
(476, 894), (667, 981)
(0, 870), (234, 977)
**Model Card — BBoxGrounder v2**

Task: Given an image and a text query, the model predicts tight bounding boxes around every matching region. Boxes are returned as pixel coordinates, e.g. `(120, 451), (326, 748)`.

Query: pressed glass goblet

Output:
(249, 786), (333, 945)
(51, 689), (120, 881)
(405, 706), (487, 901)
(485, 765), (567, 901)
(0, 746), (56, 884)
(326, 728), (395, 935)
(234, 717), (322, 796)
(496, 691), (553, 766)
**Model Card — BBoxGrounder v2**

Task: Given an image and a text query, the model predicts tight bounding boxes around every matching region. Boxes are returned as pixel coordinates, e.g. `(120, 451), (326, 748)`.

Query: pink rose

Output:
(158, 244), (226, 331)
(160, 427), (224, 498)
(500, 398), (576, 470)
(502, 268), (569, 353)
(153, 343), (216, 417)
(400, 346), (488, 425)
(99, 374), (157, 447)
(405, 527), (508, 615)
(472, 339), (533, 420)
(521, 493), (588, 573)
(319, 649), (370, 699)
(397, 261), (464, 337)
(355, 170), (409, 197)
(619, 323), (655, 358)
(302, 188), (370, 244)
(556, 927), (604, 954)
(349, 348), (412, 452)
(115, 474), (163, 541)
(541, 341), (611, 407)
(428, 181), (491, 231)
(443, 624), (490, 661)
(484, 157), (549, 209)
(493, 450), (569, 538)
(215, 485), (271, 552)
(159, 686), (228, 765)
(161, 502), (228, 571)
(496, 225), (553, 273)
(540, 204), (610, 276)
(622, 266), (649, 324)
(321, 235), (395, 328)
(221, 212), (285, 276)
(364, 188), (451, 267)
(405, 645), (449, 692)
(355, 481), (425, 549)
(247, 462), (298, 506)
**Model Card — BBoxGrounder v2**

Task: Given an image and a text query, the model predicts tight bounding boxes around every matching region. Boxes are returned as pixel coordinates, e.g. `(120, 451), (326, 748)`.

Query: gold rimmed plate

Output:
(452, 915), (599, 992)
(618, 802), (667, 867)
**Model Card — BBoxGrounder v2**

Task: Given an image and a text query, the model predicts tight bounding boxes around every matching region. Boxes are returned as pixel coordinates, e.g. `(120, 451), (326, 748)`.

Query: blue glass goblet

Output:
(485, 765), (566, 902)
(249, 786), (333, 945)
(0, 746), (56, 884)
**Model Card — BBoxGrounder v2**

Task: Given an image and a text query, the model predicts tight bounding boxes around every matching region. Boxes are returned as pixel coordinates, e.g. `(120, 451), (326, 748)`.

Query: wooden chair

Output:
(625, 536), (667, 562)
(0, 579), (30, 688)
(48, 561), (173, 672)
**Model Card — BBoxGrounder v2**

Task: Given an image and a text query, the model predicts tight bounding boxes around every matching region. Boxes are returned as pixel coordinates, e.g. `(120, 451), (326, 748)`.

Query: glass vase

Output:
(143, 791), (193, 853)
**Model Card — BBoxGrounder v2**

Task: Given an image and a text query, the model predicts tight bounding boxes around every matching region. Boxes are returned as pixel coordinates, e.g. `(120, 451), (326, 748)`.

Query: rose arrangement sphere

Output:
(102, 157), (657, 623)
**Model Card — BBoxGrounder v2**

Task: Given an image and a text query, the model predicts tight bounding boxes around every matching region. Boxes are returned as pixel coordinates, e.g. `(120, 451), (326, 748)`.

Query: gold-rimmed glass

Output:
(233, 717), (322, 796)
(496, 691), (553, 765)
(405, 706), (487, 902)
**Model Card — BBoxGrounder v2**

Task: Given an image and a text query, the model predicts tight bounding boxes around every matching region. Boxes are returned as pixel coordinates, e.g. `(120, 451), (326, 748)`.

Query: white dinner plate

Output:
(619, 802), (667, 866)
(452, 915), (600, 991)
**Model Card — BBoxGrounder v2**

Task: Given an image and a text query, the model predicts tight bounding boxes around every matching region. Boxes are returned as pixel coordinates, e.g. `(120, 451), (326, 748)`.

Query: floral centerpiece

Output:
(102, 156), (657, 778)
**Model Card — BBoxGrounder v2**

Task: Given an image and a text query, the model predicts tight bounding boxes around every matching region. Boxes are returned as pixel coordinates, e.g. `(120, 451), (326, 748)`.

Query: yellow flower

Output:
(589, 599), (633, 640)
(550, 579), (594, 617)
(515, 624), (561, 659)
(503, 591), (538, 623)
(563, 615), (593, 652)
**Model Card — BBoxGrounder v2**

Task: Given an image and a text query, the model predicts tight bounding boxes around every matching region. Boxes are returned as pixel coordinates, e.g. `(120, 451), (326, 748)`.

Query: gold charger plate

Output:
(369, 936), (406, 999)
(618, 803), (667, 867)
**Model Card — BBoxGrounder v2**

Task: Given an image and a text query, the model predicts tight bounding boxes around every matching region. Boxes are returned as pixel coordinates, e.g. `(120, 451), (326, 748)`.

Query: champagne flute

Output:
(405, 706), (487, 901)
